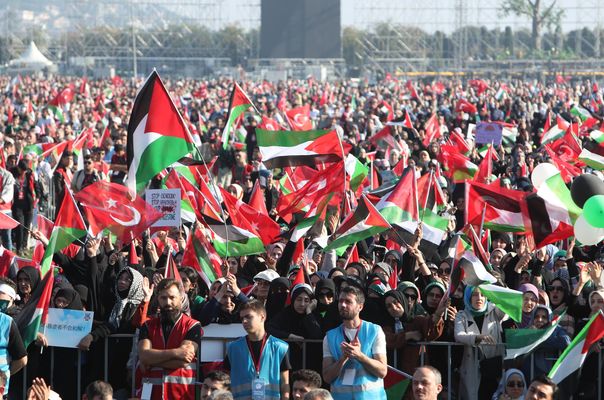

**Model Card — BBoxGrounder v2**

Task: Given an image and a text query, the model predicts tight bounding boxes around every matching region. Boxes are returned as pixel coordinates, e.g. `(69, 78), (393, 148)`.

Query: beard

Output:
(339, 309), (355, 320)
(160, 307), (181, 323)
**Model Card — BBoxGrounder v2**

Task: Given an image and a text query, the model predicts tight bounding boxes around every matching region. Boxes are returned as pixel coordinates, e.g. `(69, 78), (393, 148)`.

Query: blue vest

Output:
(227, 335), (289, 400)
(0, 313), (12, 393)
(326, 321), (387, 400)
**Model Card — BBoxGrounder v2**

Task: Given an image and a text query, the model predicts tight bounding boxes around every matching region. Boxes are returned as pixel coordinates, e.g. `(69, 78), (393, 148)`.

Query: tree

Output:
(500, 0), (564, 52)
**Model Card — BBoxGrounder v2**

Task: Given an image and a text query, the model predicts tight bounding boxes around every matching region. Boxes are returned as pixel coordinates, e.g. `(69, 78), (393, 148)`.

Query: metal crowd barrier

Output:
(15, 335), (603, 400)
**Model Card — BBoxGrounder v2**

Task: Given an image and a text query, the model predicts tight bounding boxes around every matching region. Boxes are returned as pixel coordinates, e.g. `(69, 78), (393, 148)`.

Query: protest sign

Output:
(475, 122), (503, 145)
(44, 308), (94, 348)
(146, 188), (181, 227)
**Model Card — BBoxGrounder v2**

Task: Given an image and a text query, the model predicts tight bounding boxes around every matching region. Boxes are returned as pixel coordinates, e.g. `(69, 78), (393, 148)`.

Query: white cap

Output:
(253, 269), (280, 283)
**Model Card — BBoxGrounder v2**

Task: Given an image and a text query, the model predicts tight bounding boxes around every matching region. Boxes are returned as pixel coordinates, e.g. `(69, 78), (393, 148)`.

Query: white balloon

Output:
(574, 214), (604, 246)
(531, 163), (559, 190)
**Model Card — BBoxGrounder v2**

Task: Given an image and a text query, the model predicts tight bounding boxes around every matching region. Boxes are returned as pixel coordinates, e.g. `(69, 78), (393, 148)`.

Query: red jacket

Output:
(139, 313), (201, 400)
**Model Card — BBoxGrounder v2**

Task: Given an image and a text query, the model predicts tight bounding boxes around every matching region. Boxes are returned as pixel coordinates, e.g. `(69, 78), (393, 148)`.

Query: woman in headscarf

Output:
(575, 289), (604, 398)
(313, 278), (335, 332)
(511, 283), (539, 329)
(39, 288), (85, 399)
(382, 289), (444, 381)
(397, 281), (427, 318)
(521, 305), (570, 380)
(491, 369), (527, 400)
(14, 266), (41, 309)
(455, 285), (507, 400)
(546, 277), (575, 337)
(180, 267), (205, 316)
(267, 284), (323, 371)
(265, 277), (291, 321)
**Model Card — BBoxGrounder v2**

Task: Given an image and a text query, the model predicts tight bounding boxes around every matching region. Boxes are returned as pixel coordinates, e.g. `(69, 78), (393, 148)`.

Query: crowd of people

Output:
(0, 72), (601, 400)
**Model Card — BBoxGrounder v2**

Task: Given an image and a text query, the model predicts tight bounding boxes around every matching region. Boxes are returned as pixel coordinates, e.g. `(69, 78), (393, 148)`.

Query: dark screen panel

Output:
(260, 0), (341, 58)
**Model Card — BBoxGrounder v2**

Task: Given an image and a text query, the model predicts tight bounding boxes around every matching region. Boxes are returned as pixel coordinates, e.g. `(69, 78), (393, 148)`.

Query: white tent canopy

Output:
(9, 41), (53, 70)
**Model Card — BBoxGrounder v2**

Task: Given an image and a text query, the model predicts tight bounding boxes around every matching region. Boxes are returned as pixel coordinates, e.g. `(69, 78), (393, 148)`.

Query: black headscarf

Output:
(266, 277), (291, 320)
(384, 289), (410, 323)
(17, 266), (41, 300)
(345, 262), (367, 282)
(54, 288), (84, 310)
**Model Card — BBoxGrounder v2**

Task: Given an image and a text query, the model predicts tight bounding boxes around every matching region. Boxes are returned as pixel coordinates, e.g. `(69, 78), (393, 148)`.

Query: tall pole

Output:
(131, 0), (137, 78)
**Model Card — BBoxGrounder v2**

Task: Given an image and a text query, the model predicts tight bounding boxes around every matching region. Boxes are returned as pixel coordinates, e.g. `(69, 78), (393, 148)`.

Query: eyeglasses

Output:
(404, 293), (418, 301)
(85, 161), (92, 165)
(507, 381), (524, 388)
(548, 286), (564, 292)
(439, 268), (451, 275)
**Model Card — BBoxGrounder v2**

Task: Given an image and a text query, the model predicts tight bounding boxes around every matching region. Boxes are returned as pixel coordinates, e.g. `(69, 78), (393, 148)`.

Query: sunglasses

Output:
(404, 293), (418, 301)
(507, 381), (524, 388)
(85, 161), (92, 165)
(439, 268), (451, 275)
(548, 286), (564, 292)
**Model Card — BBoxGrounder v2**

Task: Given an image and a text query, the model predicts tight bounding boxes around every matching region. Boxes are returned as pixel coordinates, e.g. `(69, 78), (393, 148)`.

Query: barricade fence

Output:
(15, 335), (603, 400)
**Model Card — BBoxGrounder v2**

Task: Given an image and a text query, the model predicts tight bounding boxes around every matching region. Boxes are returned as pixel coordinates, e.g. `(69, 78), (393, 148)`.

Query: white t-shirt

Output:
(322, 324), (386, 358)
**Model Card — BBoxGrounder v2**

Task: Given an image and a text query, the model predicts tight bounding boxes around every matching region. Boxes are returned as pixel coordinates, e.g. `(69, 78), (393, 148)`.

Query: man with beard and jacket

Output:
(138, 278), (202, 400)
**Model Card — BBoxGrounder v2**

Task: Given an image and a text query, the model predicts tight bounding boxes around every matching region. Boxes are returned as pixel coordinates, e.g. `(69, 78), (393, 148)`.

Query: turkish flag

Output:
(456, 99), (477, 115)
(259, 116), (282, 131)
(74, 181), (163, 243)
(286, 105), (312, 131)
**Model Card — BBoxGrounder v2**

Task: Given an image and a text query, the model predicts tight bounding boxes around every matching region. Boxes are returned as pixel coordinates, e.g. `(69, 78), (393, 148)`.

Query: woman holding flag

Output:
(455, 285), (507, 400)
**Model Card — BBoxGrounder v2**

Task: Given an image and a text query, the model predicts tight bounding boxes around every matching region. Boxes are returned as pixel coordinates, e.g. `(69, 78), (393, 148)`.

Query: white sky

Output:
(212, 0), (603, 33)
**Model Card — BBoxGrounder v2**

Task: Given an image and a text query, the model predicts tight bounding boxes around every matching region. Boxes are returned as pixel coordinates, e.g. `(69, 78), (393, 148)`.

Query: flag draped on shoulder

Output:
(548, 311), (604, 384)
(256, 128), (347, 169)
(126, 71), (196, 193)
(16, 269), (54, 349)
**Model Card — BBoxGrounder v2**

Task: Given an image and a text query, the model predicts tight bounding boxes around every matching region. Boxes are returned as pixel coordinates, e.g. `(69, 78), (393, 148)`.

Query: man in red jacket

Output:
(138, 278), (202, 400)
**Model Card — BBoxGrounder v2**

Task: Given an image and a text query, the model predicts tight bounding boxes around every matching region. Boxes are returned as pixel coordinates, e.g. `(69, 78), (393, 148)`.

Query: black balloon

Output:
(571, 174), (604, 208)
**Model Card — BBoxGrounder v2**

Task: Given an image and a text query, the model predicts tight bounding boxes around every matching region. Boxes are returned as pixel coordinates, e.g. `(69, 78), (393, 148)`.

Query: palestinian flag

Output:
(386, 112), (414, 130)
(466, 181), (528, 232)
(548, 311), (604, 384)
(570, 105), (593, 122)
(256, 128), (347, 169)
(163, 169), (197, 223)
(368, 126), (404, 152)
(40, 189), (87, 275)
(181, 225), (222, 286)
(16, 269), (54, 349)
(579, 140), (604, 170)
(220, 187), (281, 246)
(541, 115), (569, 145)
(544, 145), (581, 183)
(438, 145), (478, 182)
(478, 283), (523, 322)
(221, 82), (256, 149)
(345, 154), (369, 192)
(324, 195), (390, 251)
(289, 193), (333, 243)
(458, 251), (497, 287)
(208, 192), (265, 257)
(525, 173), (581, 248)
(505, 314), (564, 360)
(126, 71), (196, 193)
(385, 366), (411, 400)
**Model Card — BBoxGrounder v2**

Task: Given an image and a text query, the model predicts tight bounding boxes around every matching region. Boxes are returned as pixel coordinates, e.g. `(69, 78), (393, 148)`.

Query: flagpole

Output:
(420, 169), (434, 222)
(335, 130), (348, 211)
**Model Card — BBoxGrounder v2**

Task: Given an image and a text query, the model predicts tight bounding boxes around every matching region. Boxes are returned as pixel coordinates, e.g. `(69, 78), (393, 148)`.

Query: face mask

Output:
(0, 300), (10, 313)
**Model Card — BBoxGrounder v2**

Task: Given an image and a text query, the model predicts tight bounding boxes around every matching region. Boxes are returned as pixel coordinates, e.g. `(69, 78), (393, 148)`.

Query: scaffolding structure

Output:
(350, 0), (603, 74)
(1, 0), (261, 77)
